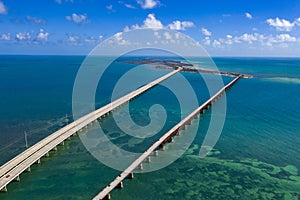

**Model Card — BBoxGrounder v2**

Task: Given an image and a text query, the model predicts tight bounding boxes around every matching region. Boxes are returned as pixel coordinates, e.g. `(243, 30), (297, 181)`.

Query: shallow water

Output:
(0, 56), (299, 199)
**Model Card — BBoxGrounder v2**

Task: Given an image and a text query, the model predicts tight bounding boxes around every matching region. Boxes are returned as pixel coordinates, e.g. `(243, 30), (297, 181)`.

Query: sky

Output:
(1, 0), (300, 56)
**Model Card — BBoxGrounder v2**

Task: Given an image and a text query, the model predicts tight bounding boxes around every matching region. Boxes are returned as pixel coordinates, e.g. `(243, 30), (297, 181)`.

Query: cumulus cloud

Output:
(107, 32), (131, 45)
(124, 4), (136, 9)
(213, 40), (222, 48)
(0, 1), (7, 14)
(55, 0), (74, 4)
(168, 20), (194, 30)
(26, 16), (46, 25)
(36, 29), (49, 41)
(266, 17), (295, 31)
(84, 35), (103, 44)
(137, 0), (159, 9)
(68, 35), (79, 42)
(66, 13), (88, 24)
(203, 37), (211, 45)
(201, 28), (211, 36)
(15, 32), (31, 41)
(142, 13), (163, 29)
(295, 18), (300, 26)
(0, 33), (10, 40)
(125, 13), (194, 31)
(210, 32), (299, 48)
(106, 5), (113, 10)
(245, 13), (253, 19)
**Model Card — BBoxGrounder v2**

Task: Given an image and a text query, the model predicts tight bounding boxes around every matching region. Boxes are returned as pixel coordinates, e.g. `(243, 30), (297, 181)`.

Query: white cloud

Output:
(68, 35), (79, 43)
(125, 13), (194, 31)
(55, 0), (74, 4)
(214, 32), (298, 48)
(168, 20), (194, 30)
(266, 17), (295, 31)
(66, 13), (88, 24)
(108, 32), (130, 45)
(84, 35), (103, 44)
(0, 33), (10, 40)
(295, 18), (300, 26)
(0, 1), (7, 14)
(203, 37), (210, 45)
(201, 28), (211, 36)
(36, 29), (49, 41)
(142, 13), (163, 29)
(268, 34), (296, 43)
(137, 0), (159, 9)
(213, 40), (222, 48)
(26, 16), (46, 25)
(106, 5), (113, 10)
(163, 32), (172, 40)
(15, 32), (31, 41)
(125, 4), (136, 9)
(245, 13), (253, 19)
(235, 33), (260, 44)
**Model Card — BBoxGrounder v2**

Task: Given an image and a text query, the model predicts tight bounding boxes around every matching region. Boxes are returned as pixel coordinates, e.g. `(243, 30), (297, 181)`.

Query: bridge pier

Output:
(14, 175), (20, 182)
(187, 119), (191, 125)
(127, 172), (134, 179)
(36, 159), (41, 164)
(138, 163), (143, 171)
(170, 137), (174, 143)
(0, 186), (7, 192)
(117, 181), (123, 189)
(52, 146), (57, 151)
(44, 152), (50, 157)
(60, 141), (65, 146)
(103, 193), (111, 200)
(26, 167), (31, 172)
(154, 150), (158, 157)
(146, 156), (151, 163)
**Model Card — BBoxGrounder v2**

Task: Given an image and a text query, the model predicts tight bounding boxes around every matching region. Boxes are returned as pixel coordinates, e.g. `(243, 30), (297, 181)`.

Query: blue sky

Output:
(1, 0), (300, 56)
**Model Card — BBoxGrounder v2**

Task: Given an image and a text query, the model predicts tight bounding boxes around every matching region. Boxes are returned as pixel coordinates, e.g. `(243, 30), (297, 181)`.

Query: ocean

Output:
(0, 56), (299, 199)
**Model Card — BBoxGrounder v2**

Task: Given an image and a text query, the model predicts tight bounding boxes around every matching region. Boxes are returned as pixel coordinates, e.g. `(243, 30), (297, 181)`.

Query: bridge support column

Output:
(45, 152), (50, 157)
(26, 167), (31, 172)
(138, 163), (143, 171)
(0, 186), (7, 192)
(181, 125), (185, 130)
(104, 193), (111, 200)
(146, 156), (151, 163)
(53, 146), (57, 151)
(161, 144), (165, 151)
(60, 141), (65, 146)
(176, 130), (180, 136)
(154, 150), (158, 157)
(36, 159), (41, 164)
(171, 137), (174, 143)
(128, 172), (134, 179)
(117, 181), (124, 189)
(14, 175), (20, 182)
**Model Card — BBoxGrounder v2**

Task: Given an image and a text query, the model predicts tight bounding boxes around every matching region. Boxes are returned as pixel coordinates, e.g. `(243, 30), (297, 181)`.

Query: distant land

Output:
(120, 58), (252, 78)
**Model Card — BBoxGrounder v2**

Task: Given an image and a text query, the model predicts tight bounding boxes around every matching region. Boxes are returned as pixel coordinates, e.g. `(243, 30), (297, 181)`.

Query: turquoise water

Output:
(0, 56), (299, 199)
